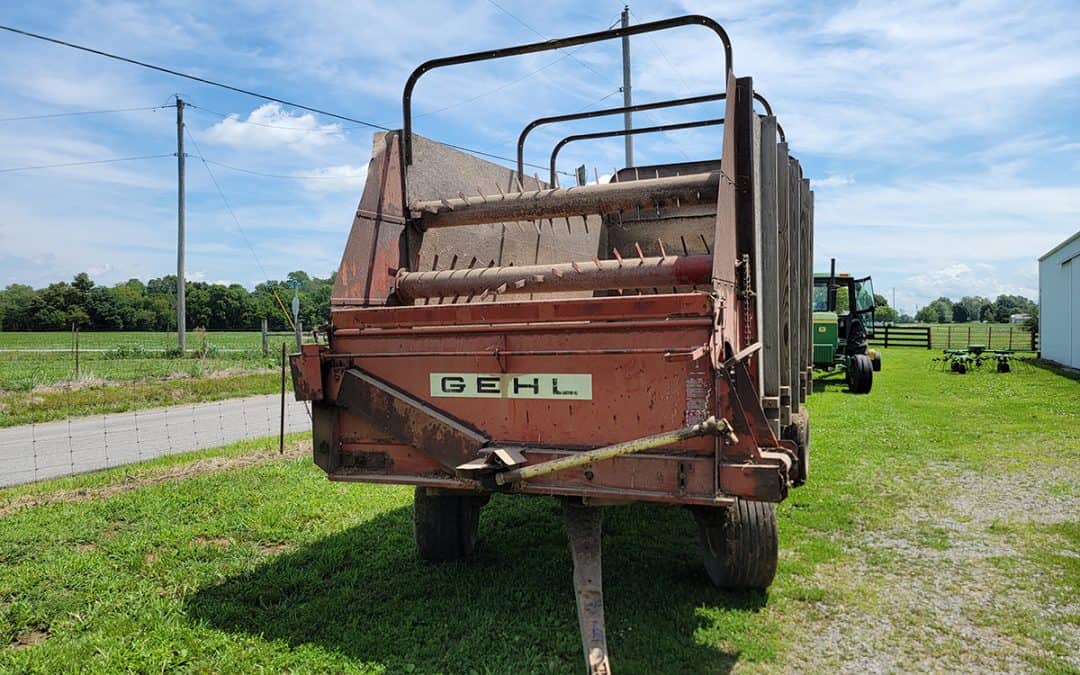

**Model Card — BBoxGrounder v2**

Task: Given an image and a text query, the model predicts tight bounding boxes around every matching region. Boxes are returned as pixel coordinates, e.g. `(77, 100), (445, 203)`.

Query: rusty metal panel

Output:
(336, 368), (489, 469)
(333, 292), (713, 330)
(332, 132), (407, 306)
(289, 344), (326, 401)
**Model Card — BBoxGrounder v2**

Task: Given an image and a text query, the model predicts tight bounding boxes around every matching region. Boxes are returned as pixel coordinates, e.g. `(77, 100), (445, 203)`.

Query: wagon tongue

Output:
(563, 500), (611, 675)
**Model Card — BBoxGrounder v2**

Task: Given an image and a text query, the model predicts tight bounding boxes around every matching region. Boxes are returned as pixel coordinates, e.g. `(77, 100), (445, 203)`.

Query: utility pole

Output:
(176, 96), (186, 352)
(620, 5), (633, 168)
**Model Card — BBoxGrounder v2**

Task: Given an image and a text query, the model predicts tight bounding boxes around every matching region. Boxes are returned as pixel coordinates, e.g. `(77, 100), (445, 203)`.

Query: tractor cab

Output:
(812, 259), (881, 393)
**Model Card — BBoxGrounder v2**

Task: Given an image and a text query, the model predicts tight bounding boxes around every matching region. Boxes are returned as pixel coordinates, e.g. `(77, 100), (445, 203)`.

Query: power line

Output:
(187, 103), (341, 135)
(0, 153), (174, 173)
(197, 156), (362, 181)
(0, 24), (391, 132)
(183, 128), (296, 329)
(0, 25), (571, 176)
(0, 105), (170, 122)
(485, 0), (610, 79)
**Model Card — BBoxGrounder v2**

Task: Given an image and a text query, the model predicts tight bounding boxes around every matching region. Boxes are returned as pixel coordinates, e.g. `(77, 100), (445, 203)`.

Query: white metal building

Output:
(1039, 230), (1080, 368)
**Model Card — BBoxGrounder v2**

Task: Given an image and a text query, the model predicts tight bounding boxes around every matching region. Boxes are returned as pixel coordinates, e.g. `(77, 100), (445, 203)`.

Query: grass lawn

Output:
(0, 349), (1077, 672)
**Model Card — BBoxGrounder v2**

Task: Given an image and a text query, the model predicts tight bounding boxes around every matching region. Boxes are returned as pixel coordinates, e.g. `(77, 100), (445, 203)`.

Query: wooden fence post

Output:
(261, 319), (269, 356)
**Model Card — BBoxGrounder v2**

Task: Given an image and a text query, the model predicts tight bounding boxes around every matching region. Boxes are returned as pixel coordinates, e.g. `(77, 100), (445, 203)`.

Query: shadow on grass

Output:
(1028, 357), (1080, 382)
(186, 494), (766, 674)
(812, 371), (851, 394)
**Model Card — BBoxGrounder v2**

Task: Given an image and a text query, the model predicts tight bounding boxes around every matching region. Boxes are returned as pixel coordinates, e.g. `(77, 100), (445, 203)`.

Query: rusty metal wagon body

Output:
(290, 14), (815, 673)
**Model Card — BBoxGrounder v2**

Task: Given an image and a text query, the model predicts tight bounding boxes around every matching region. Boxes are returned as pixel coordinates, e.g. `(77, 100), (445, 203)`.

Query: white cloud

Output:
(296, 164), (368, 193)
(202, 103), (344, 151)
(812, 174), (854, 188)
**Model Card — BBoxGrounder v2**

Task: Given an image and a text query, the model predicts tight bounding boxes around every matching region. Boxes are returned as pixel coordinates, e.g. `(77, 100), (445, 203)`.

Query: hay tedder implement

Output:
(290, 15), (815, 673)
(935, 345), (1027, 373)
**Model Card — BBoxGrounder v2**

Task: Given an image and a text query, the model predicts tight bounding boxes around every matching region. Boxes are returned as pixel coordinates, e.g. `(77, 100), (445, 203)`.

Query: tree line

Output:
(0, 271), (333, 332)
(912, 294), (1036, 325)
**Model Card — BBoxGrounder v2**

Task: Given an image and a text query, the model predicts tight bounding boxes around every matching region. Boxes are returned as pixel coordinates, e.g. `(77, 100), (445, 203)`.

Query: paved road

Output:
(0, 395), (310, 488)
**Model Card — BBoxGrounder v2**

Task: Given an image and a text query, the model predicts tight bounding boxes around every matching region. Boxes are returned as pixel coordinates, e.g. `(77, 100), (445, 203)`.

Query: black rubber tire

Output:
(997, 361), (1010, 373)
(871, 352), (882, 372)
(412, 488), (486, 562)
(692, 499), (778, 591)
(846, 354), (873, 394)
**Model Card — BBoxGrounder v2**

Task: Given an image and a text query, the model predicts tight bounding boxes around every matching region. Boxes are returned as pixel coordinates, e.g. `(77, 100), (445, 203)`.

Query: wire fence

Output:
(0, 330), (316, 488)
(0, 330), (305, 390)
(0, 394), (310, 488)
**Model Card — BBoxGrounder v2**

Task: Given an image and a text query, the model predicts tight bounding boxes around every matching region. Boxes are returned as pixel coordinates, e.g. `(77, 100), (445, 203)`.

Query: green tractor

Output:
(812, 259), (881, 394)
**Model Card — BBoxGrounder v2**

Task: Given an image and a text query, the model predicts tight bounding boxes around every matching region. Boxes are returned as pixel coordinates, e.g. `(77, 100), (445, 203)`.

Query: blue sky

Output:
(0, 0), (1077, 315)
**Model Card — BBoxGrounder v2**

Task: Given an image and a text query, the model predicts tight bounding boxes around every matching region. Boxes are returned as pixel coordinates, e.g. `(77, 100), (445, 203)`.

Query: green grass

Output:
(0, 348), (1077, 672)
(0, 331), (301, 392)
(0, 331), (299, 426)
(0, 371), (284, 428)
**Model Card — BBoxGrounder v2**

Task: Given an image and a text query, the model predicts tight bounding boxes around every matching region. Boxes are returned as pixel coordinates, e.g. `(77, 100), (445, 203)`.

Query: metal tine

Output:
(657, 239), (668, 261)
(534, 173), (544, 198)
(593, 167), (600, 184)
(582, 215), (590, 234)
(550, 267), (564, 279)
(513, 278), (527, 289)
(612, 169), (618, 183)
(458, 191), (469, 204)
(699, 233), (711, 254)
(494, 182), (505, 199)
(634, 242), (646, 265)
(516, 220), (527, 233)
(515, 175), (526, 199)
(431, 254), (439, 271)
(680, 235), (690, 256)
(533, 220), (542, 234)
(476, 187), (488, 203)
(413, 251), (421, 271)
(467, 256), (478, 269)
(565, 216), (573, 235)
(440, 197), (456, 211)
(571, 260), (582, 274)
(592, 256), (603, 269)
(612, 248), (623, 268)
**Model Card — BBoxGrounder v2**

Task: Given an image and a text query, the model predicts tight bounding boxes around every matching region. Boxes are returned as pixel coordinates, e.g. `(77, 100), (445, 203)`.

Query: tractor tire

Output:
(692, 499), (778, 591)
(871, 351), (882, 372)
(413, 488), (487, 563)
(846, 354), (873, 394)
(997, 360), (1010, 373)
(782, 409), (810, 486)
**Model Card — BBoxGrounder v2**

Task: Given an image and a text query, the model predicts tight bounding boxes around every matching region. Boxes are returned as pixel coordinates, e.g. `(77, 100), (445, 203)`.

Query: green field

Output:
(0, 331), (300, 391)
(0, 331), (300, 427)
(1, 349), (1077, 672)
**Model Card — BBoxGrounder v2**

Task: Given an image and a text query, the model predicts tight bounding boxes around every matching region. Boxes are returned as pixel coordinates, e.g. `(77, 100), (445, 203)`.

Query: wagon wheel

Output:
(783, 409), (810, 486)
(691, 499), (778, 590)
(413, 488), (489, 562)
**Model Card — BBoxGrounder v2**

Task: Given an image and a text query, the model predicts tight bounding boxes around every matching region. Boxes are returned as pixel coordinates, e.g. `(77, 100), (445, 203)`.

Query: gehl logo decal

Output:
(429, 373), (592, 400)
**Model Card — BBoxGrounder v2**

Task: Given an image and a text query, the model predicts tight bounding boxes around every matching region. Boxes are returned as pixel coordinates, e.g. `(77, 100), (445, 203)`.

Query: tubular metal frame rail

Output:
(295, 13), (817, 675)
(517, 90), (784, 184)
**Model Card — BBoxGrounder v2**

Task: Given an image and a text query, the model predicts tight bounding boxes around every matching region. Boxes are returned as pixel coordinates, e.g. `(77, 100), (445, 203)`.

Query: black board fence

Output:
(870, 326), (931, 349)
(870, 324), (1038, 351)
